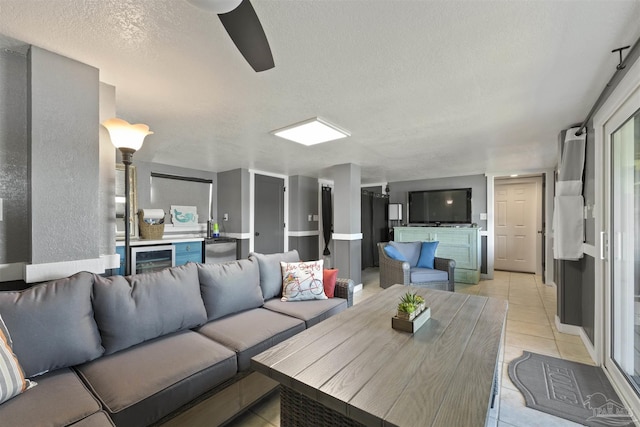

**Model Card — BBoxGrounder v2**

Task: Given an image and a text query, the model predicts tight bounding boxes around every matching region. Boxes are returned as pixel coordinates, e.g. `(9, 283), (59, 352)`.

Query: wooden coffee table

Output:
(251, 285), (508, 427)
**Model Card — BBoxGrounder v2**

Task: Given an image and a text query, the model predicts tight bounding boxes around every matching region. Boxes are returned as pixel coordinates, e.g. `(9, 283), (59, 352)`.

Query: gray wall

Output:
(0, 48), (29, 264)
(333, 164), (362, 234)
(288, 175), (319, 260)
(332, 164), (362, 285)
(217, 168), (250, 257)
(29, 46), (100, 263)
(99, 82), (116, 257)
(288, 175), (318, 232)
(581, 254), (595, 343)
(289, 236), (319, 261)
(388, 174), (487, 229)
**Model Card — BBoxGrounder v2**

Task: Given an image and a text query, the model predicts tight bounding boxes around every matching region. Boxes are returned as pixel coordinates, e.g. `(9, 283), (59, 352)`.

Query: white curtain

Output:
(553, 127), (586, 260)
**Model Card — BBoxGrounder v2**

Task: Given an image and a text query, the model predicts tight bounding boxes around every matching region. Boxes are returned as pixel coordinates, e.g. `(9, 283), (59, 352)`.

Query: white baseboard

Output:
(101, 254), (120, 270)
(354, 283), (363, 293)
(0, 263), (26, 282)
(555, 315), (598, 365)
(555, 315), (582, 335)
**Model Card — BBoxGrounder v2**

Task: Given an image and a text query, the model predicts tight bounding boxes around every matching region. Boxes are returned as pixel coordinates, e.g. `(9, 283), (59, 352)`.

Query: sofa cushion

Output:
(417, 241), (439, 269)
(0, 368), (102, 427)
(263, 298), (347, 328)
(410, 267), (449, 283)
(198, 258), (264, 321)
(92, 263), (207, 354)
(281, 260), (327, 302)
(0, 272), (103, 377)
(249, 250), (300, 300)
(76, 330), (237, 427)
(389, 241), (422, 267)
(196, 308), (305, 371)
(0, 315), (36, 405)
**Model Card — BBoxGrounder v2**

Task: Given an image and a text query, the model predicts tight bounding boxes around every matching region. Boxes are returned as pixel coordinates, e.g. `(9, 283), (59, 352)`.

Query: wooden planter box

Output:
(392, 305), (431, 333)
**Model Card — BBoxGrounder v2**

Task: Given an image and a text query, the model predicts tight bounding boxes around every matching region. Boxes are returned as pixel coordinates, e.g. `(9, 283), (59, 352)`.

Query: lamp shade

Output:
(102, 118), (153, 152)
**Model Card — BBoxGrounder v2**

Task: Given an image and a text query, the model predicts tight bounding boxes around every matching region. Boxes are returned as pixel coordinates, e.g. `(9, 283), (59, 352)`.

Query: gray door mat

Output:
(508, 351), (635, 426)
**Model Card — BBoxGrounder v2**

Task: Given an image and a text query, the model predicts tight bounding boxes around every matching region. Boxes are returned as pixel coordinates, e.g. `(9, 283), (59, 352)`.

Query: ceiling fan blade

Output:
(218, 0), (274, 72)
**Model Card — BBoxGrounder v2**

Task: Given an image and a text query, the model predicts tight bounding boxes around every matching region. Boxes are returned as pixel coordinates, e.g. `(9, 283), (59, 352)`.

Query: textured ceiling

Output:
(1, 0), (639, 183)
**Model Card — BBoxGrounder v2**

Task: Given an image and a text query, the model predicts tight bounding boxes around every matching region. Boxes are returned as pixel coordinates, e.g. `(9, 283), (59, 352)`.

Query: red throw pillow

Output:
(323, 269), (338, 298)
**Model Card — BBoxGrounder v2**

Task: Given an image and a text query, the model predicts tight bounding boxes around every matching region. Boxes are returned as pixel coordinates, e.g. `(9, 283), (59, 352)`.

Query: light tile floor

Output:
(228, 269), (595, 427)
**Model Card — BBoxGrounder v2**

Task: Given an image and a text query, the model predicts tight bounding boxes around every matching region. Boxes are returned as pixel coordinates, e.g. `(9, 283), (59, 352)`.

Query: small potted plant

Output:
(397, 302), (416, 320)
(396, 292), (426, 321)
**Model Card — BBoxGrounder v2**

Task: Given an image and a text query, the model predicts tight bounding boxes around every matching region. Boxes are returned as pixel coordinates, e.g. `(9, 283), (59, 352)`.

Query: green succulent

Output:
(399, 292), (424, 306)
(397, 302), (416, 314)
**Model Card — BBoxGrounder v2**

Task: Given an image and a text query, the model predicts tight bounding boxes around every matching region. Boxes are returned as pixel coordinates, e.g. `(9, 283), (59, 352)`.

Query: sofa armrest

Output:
(434, 257), (456, 292)
(378, 243), (410, 289)
(334, 278), (354, 307)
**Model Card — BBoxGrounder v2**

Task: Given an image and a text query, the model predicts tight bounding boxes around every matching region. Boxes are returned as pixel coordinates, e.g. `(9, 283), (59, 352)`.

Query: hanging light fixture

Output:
(102, 118), (153, 275)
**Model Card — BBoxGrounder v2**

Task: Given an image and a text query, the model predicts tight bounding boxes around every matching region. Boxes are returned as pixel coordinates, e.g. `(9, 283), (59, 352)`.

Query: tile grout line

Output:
(533, 274), (562, 358)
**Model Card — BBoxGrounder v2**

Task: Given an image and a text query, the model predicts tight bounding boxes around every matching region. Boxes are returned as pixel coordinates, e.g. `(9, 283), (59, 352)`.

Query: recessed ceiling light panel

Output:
(271, 117), (350, 146)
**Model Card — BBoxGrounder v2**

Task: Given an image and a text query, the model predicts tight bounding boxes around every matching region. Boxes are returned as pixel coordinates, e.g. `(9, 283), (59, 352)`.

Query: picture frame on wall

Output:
(171, 205), (198, 226)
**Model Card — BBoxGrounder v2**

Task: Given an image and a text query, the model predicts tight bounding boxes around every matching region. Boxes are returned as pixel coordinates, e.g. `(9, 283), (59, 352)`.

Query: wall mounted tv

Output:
(408, 188), (472, 224)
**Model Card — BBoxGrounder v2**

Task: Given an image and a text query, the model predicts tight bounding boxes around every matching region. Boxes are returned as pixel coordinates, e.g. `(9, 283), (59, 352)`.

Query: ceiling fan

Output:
(187, 0), (275, 72)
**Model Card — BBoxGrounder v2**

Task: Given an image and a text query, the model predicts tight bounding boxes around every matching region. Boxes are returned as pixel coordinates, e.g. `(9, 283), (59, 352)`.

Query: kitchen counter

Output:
(116, 237), (204, 246)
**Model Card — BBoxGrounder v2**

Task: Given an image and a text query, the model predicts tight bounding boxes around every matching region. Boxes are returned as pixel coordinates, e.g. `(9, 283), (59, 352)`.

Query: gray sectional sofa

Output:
(0, 250), (354, 427)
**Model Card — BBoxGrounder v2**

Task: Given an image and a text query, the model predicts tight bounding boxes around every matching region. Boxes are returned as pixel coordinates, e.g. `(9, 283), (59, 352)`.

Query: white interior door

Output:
(494, 177), (542, 273)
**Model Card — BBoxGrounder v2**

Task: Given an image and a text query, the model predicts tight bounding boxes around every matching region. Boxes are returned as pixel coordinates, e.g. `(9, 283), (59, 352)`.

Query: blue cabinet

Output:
(174, 241), (203, 266)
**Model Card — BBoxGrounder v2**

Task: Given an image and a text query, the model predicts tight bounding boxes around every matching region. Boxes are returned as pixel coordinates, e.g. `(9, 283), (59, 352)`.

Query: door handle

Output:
(255, 232), (260, 237)
(600, 231), (607, 260)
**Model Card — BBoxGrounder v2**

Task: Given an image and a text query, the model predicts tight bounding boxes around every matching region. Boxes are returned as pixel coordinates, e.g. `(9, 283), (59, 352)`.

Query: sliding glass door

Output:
(609, 108), (640, 389)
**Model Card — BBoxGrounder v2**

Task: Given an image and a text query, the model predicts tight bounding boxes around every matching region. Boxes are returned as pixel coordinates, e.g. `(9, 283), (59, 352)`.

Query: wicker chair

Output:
(377, 242), (456, 292)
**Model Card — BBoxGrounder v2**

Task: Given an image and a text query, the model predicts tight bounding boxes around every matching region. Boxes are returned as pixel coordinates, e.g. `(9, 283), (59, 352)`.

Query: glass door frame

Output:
(594, 55), (640, 418)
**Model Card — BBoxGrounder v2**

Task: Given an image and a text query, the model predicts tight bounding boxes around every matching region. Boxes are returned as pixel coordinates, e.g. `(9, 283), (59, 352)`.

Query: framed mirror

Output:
(115, 164), (138, 238)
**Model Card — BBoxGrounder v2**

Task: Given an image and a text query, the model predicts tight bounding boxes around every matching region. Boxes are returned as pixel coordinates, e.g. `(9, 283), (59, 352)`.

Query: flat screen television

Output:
(408, 188), (472, 224)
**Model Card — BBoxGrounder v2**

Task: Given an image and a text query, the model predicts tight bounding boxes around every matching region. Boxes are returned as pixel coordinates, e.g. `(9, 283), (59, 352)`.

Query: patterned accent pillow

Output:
(280, 260), (328, 302)
(0, 315), (36, 405)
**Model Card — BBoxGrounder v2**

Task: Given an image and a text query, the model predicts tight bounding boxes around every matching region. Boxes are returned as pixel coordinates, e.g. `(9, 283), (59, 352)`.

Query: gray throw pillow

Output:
(198, 258), (264, 320)
(389, 241), (422, 267)
(0, 272), (103, 378)
(92, 263), (208, 354)
(248, 250), (300, 300)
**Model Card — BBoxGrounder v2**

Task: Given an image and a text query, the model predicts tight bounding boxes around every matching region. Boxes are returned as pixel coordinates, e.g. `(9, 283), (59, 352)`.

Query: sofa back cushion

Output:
(198, 258), (264, 321)
(248, 250), (300, 300)
(0, 272), (103, 377)
(389, 241), (422, 267)
(92, 263), (207, 355)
